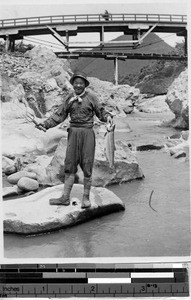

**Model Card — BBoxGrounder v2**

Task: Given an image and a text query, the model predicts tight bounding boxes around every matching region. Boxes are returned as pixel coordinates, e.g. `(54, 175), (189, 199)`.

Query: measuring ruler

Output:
(0, 263), (189, 297)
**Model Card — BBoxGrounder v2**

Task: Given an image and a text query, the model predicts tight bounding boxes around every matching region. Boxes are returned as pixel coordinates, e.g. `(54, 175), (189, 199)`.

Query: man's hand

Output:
(107, 115), (113, 125)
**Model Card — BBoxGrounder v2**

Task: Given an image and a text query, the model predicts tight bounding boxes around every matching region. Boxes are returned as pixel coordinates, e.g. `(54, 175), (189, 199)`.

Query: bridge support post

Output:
(100, 26), (104, 49)
(114, 57), (118, 86)
(184, 36), (187, 55)
(5, 35), (10, 52)
(65, 30), (69, 51)
(10, 39), (15, 52)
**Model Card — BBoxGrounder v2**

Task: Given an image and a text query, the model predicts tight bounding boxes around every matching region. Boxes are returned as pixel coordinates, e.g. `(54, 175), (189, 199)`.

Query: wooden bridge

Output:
(0, 13), (187, 51)
(0, 13), (187, 85)
(56, 51), (187, 61)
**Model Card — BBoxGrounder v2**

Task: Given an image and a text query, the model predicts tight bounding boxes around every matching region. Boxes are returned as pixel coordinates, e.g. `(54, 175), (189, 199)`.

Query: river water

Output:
(3, 113), (190, 258)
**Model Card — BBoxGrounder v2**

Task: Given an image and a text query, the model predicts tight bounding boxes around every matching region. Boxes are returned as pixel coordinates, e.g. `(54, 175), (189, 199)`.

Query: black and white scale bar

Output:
(0, 272), (178, 283)
(0, 264), (189, 297)
(0, 283), (189, 297)
(0, 264), (187, 272)
(0, 278), (185, 285)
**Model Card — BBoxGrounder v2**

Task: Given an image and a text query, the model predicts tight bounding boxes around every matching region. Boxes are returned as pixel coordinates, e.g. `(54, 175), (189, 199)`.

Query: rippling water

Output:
(4, 150), (190, 258)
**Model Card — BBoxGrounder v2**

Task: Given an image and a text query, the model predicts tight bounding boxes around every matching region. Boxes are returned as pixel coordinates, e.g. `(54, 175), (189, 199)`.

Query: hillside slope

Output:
(70, 33), (174, 84)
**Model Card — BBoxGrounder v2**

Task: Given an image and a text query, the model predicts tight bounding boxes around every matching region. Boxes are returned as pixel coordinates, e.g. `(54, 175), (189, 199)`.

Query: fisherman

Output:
(37, 71), (113, 209)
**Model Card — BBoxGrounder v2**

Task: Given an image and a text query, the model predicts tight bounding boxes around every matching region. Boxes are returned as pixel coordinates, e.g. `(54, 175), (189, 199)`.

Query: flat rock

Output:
(173, 151), (186, 159)
(7, 171), (37, 184)
(3, 184), (125, 235)
(3, 186), (21, 198)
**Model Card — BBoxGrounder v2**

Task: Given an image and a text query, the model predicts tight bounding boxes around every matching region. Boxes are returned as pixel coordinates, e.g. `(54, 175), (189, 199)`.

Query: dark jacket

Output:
(43, 90), (109, 129)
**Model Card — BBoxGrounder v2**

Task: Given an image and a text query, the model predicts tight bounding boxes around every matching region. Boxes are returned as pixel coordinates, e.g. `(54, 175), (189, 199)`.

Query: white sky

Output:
(0, 0), (189, 50)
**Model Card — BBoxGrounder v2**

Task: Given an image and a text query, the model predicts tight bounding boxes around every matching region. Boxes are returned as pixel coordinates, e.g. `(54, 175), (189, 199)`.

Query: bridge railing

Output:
(0, 13), (187, 28)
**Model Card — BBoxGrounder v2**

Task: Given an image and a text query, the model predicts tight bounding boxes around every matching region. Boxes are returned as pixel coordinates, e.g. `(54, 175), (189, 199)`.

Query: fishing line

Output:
(23, 37), (65, 51)
(149, 190), (157, 213)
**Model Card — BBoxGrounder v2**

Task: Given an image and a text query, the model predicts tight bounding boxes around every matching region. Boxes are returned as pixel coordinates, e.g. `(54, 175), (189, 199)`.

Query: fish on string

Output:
(104, 122), (116, 171)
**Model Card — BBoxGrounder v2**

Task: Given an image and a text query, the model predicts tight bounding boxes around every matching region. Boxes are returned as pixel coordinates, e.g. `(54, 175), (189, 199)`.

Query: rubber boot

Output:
(81, 177), (92, 209)
(49, 174), (75, 205)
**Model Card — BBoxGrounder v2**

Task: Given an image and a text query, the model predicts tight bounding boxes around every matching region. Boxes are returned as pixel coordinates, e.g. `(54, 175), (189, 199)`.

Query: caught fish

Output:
(105, 122), (116, 169)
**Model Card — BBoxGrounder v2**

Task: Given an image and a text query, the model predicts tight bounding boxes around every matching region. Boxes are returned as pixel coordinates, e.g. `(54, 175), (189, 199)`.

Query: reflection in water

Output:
(4, 151), (190, 258)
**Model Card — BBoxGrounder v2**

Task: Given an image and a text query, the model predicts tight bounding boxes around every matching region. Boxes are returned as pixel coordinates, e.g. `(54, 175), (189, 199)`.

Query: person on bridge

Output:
(102, 10), (110, 21)
(37, 71), (113, 209)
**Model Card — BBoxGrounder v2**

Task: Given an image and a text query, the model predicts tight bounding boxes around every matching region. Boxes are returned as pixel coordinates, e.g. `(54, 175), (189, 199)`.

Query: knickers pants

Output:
(64, 127), (95, 178)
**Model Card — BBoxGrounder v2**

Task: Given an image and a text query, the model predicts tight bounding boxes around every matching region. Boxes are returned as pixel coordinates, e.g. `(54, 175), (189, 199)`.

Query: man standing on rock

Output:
(37, 71), (113, 209)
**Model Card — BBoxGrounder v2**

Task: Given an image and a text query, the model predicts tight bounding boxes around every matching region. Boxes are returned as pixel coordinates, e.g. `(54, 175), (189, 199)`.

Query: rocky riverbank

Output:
(2, 110), (188, 235)
(1, 46), (189, 234)
(2, 46), (189, 193)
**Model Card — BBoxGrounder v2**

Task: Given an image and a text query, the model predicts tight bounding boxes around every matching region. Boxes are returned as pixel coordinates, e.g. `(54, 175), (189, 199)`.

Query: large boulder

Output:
(88, 77), (140, 115)
(1, 46), (73, 121)
(46, 133), (144, 187)
(17, 177), (39, 191)
(80, 139), (144, 187)
(46, 138), (68, 185)
(2, 120), (67, 157)
(3, 184), (125, 235)
(23, 46), (72, 114)
(165, 69), (188, 129)
(1, 101), (37, 121)
(24, 155), (53, 185)
(7, 170), (37, 184)
(136, 95), (171, 113)
(25, 46), (58, 69)
(25, 46), (71, 76)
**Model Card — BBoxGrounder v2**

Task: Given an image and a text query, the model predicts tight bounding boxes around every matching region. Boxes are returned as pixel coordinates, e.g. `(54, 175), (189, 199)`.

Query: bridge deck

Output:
(0, 13), (187, 39)
(0, 13), (187, 27)
(55, 51), (187, 61)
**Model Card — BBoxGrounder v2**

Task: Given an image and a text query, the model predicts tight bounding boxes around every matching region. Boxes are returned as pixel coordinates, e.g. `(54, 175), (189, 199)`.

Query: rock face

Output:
(3, 184), (125, 235)
(165, 69), (188, 129)
(1, 46), (73, 121)
(136, 63), (185, 96)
